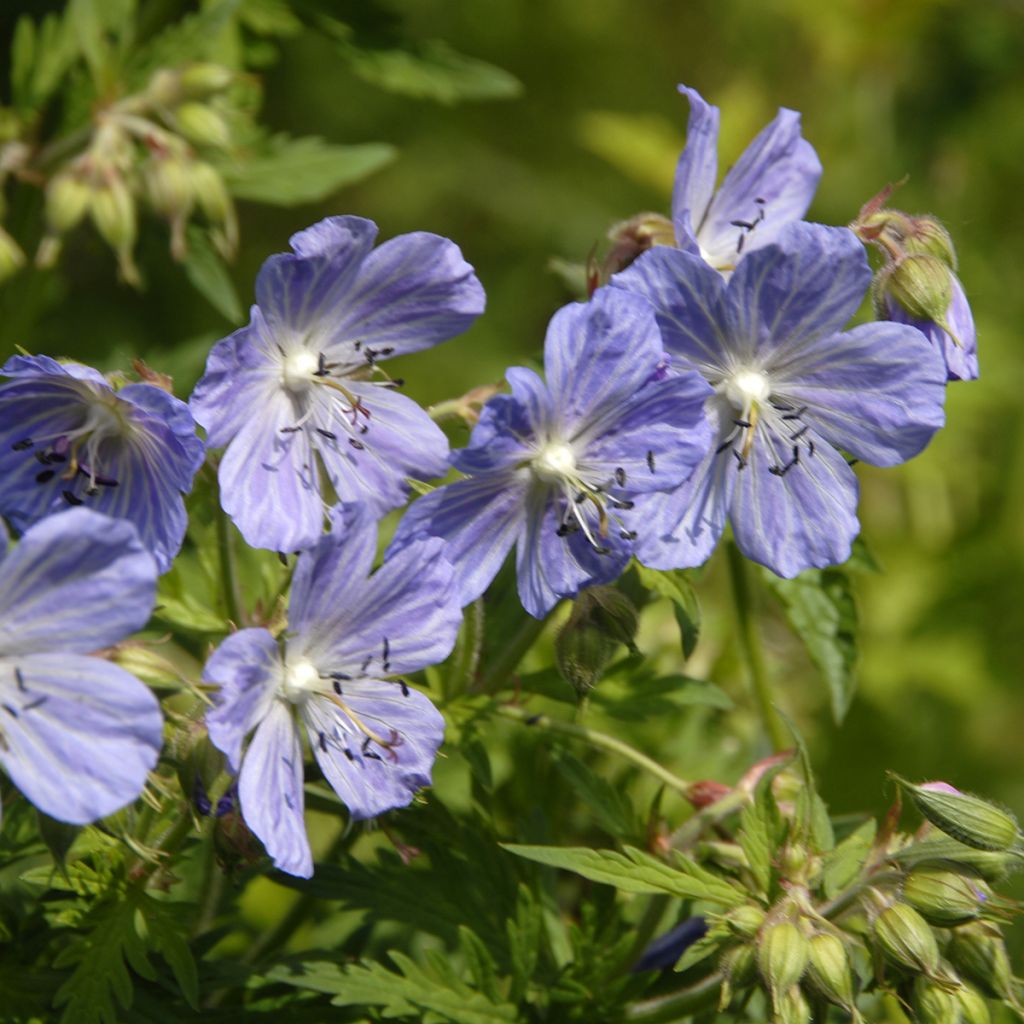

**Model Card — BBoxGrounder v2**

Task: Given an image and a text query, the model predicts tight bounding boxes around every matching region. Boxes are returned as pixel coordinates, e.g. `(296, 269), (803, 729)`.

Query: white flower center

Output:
(281, 658), (321, 703)
(82, 397), (128, 439)
(725, 369), (771, 411)
(281, 350), (319, 393)
(532, 441), (577, 484)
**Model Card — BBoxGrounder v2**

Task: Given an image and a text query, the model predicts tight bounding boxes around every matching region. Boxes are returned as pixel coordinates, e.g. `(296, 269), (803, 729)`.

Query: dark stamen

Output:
(614, 467), (626, 487)
(610, 499), (634, 511)
(361, 655), (372, 673)
(646, 450), (655, 473)
(556, 524), (570, 537)
(280, 425), (302, 433)
(2, 703), (18, 718)
(716, 439), (734, 454)
(314, 352), (330, 377)
(330, 672), (352, 681)
(400, 681), (410, 697)
(315, 427), (337, 440)
(730, 219), (756, 231)
(620, 529), (638, 540)
(365, 750), (383, 761)
(22, 696), (48, 711)
(349, 439), (365, 450)
(791, 425), (809, 440)
(808, 441), (816, 458)
(333, 680), (344, 696)
(732, 450), (747, 470)
(61, 490), (83, 506)
(318, 731), (328, 752)
(361, 736), (373, 754)
(733, 419), (752, 428)
(382, 636), (390, 673)
(35, 451), (52, 465)
(15, 668), (25, 692)
(35, 469), (55, 484)
(343, 747), (355, 761)
(11, 438), (32, 451)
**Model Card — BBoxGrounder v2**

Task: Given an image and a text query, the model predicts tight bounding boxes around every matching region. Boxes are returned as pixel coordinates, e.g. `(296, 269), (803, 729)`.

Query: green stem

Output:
(669, 787), (750, 850)
(476, 613), (547, 694)
(625, 971), (723, 1021)
(725, 542), (787, 753)
(496, 704), (692, 798)
(216, 503), (243, 627)
(445, 599), (484, 700)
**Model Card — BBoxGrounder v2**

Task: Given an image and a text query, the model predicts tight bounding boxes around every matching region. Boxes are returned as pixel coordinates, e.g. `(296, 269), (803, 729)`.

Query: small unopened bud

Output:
(145, 68), (183, 107)
(872, 902), (941, 976)
(555, 587), (639, 696)
(905, 216), (958, 270)
(903, 865), (993, 926)
(878, 253), (953, 325)
(805, 932), (856, 1012)
(603, 212), (676, 278)
(90, 179), (136, 250)
(179, 62), (234, 98)
(726, 904), (766, 938)
(948, 922), (1018, 1004)
(45, 174), (92, 233)
(757, 920), (810, 1002)
(0, 226), (25, 283)
(143, 155), (194, 219)
(718, 943), (757, 1010)
(954, 984), (992, 1024)
(174, 102), (231, 149)
(774, 984), (811, 1024)
(188, 161), (231, 222)
(897, 777), (1021, 852)
(914, 977), (962, 1024)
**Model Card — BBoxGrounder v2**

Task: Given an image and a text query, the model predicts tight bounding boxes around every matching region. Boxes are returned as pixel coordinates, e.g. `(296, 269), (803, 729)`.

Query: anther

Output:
(349, 439), (365, 450)
(620, 529), (638, 540)
(791, 425), (809, 440)
(556, 524), (569, 537)
(333, 680), (344, 696)
(614, 467), (626, 487)
(733, 419), (752, 429)
(400, 681), (410, 697)
(314, 352), (330, 377)
(280, 425), (302, 433)
(35, 451), (52, 465)
(361, 654), (372, 672)
(315, 428), (337, 440)
(318, 731), (328, 752)
(22, 696), (48, 711)
(610, 499), (634, 511)
(15, 668), (25, 692)
(646, 450), (655, 473)
(61, 490), (82, 505)
(35, 469), (55, 484)
(716, 439), (734, 454)
(730, 219), (757, 231)
(2, 703), (17, 718)
(11, 438), (32, 451)
(732, 450), (747, 470)
(343, 747), (355, 761)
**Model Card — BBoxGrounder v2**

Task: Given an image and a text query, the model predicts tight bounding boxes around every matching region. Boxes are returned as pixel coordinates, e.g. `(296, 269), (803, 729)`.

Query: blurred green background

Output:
(3, 0), (1024, 823)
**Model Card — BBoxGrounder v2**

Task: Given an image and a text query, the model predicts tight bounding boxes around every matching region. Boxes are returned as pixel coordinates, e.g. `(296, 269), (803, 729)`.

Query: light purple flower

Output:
(0, 508), (163, 825)
(204, 504), (460, 878)
(390, 289), (713, 618)
(0, 356), (204, 573)
(190, 216), (486, 553)
(884, 271), (978, 382)
(612, 222), (948, 577)
(672, 85), (821, 274)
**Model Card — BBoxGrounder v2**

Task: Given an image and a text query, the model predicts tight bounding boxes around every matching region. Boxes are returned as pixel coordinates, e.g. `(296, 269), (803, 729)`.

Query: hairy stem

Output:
(726, 542), (787, 753)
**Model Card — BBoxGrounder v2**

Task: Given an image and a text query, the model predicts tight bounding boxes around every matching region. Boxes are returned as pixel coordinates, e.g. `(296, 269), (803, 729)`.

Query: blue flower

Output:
(190, 216), (486, 553)
(0, 356), (204, 573)
(203, 504), (461, 878)
(390, 288), (713, 618)
(612, 222), (948, 577)
(0, 508), (163, 825)
(671, 85), (821, 274)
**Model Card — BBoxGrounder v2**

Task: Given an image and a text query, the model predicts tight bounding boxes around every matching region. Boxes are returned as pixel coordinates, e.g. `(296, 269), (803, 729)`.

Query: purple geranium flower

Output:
(672, 85), (821, 274)
(884, 270), (978, 382)
(390, 289), (713, 618)
(0, 508), (163, 825)
(612, 222), (947, 577)
(204, 504), (460, 878)
(190, 216), (486, 553)
(0, 356), (204, 573)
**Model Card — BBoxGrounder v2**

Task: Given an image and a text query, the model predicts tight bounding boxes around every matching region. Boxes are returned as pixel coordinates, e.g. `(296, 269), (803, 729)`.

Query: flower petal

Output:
(388, 472), (525, 608)
(238, 699), (312, 878)
(671, 85), (720, 249)
(774, 322), (946, 466)
(544, 290), (667, 434)
(303, 679), (444, 820)
(722, 223), (870, 363)
(730, 425), (860, 577)
(698, 107), (821, 267)
(451, 388), (535, 474)
(118, 383), (205, 478)
(0, 508), (156, 656)
(2, 354), (108, 388)
(204, 628), (283, 773)
(0, 652), (162, 824)
(296, 536), (461, 674)
(611, 247), (728, 376)
(318, 232), (485, 358)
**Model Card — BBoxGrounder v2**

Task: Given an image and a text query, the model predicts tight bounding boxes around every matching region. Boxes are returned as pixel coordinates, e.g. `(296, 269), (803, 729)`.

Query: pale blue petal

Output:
(451, 390), (535, 475)
(2, 355), (108, 388)
(671, 85), (720, 249)
(0, 652), (162, 824)
(0, 509), (156, 656)
(118, 383), (205, 477)
(238, 699), (312, 878)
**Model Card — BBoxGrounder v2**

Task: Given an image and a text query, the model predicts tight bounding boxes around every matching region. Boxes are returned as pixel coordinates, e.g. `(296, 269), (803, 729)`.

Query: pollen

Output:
(281, 350), (320, 393)
(281, 658), (321, 703)
(532, 441), (577, 484)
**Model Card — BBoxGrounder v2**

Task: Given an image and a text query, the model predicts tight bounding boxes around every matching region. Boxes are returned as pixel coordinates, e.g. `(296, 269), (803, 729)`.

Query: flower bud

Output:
(726, 903), (767, 938)
(90, 178), (136, 250)
(145, 68), (183, 107)
(757, 920), (810, 1001)
(555, 586), (638, 696)
(0, 226), (25, 284)
(603, 212), (676, 278)
(774, 984), (811, 1024)
(878, 253), (953, 325)
(805, 932), (856, 1012)
(872, 902), (940, 976)
(143, 154), (194, 219)
(174, 102), (231, 149)
(179, 62), (234, 98)
(913, 977), (962, 1024)
(905, 215), (958, 270)
(898, 778), (1020, 853)
(954, 984), (992, 1024)
(718, 943), (757, 1010)
(948, 923), (1017, 1004)
(45, 173), (92, 233)
(903, 866), (993, 926)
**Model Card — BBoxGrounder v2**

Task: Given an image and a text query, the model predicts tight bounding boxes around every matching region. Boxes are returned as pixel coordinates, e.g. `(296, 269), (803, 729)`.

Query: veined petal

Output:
(544, 290), (666, 433)
(775, 322), (946, 466)
(204, 628), (283, 773)
(118, 383), (205, 478)
(389, 472), (525, 608)
(2, 354), (109, 388)
(504, 368), (553, 439)
(722, 223), (870, 364)
(699, 108), (821, 267)
(0, 509), (156, 656)
(671, 85), (720, 249)
(255, 217), (379, 337)
(296, 537), (461, 674)
(730, 425), (859, 577)
(611, 247), (728, 375)
(302, 679), (444, 820)
(217, 384), (322, 552)
(288, 504), (378, 639)
(0, 652), (162, 824)
(318, 232), (485, 358)
(451, 391), (535, 474)
(516, 484), (630, 619)
(238, 699), (312, 878)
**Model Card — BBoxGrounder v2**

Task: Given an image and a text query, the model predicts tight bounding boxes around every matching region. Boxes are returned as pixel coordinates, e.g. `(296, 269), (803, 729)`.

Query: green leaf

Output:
(342, 39), (522, 105)
(821, 819), (877, 898)
(183, 227), (243, 322)
(549, 748), (639, 838)
(763, 566), (858, 722)
(458, 926), (503, 1005)
(503, 844), (746, 906)
(220, 135), (395, 205)
(737, 802), (774, 897)
(633, 565), (701, 658)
